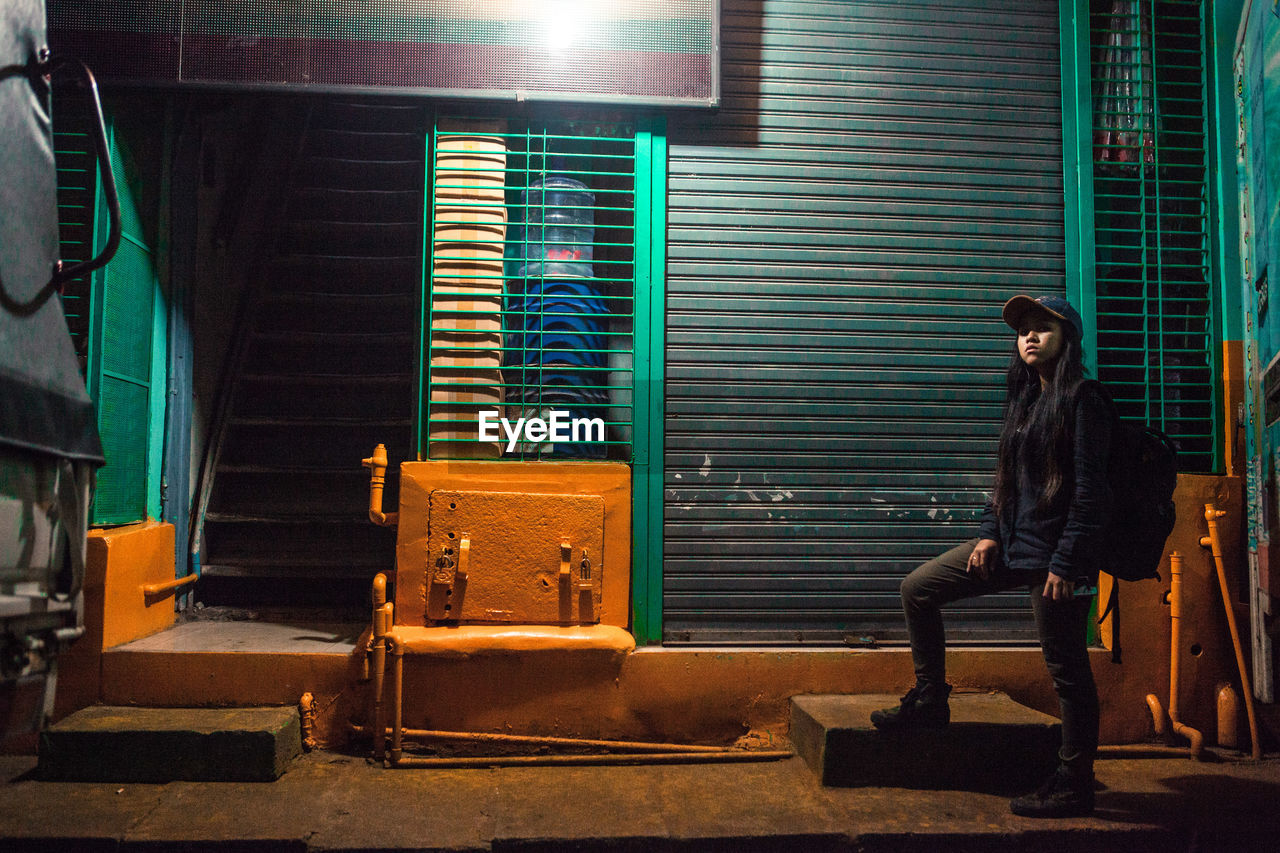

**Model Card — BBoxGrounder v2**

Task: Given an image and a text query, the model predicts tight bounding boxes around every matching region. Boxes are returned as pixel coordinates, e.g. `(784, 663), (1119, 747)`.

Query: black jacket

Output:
(977, 382), (1113, 583)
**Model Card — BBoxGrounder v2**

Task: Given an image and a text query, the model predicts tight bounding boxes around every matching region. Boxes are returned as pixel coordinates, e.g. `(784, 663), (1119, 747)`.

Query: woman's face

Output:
(1017, 314), (1064, 371)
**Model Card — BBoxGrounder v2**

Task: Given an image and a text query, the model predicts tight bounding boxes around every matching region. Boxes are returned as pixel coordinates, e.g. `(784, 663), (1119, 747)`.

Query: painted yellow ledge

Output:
(385, 624), (635, 658)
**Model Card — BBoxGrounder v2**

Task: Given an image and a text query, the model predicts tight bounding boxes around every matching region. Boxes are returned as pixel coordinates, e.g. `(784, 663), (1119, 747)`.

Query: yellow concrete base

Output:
(385, 624), (634, 657)
(395, 461), (630, 628)
(92, 637), (1189, 750)
(69, 476), (1250, 755)
(1099, 474), (1248, 744)
(90, 521), (178, 649)
(54, 520), (176, 719)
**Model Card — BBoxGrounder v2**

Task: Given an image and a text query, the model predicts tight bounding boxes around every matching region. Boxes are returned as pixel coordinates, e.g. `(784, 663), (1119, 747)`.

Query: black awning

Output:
(1, 0), (103, 466)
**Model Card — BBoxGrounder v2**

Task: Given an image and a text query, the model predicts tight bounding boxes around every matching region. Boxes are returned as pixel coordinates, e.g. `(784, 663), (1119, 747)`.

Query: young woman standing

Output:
(870, 294), (1111, 819)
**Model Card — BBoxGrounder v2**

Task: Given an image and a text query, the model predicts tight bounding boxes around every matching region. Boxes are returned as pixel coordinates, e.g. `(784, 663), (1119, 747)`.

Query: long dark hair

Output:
(992, 327), (1087, 515)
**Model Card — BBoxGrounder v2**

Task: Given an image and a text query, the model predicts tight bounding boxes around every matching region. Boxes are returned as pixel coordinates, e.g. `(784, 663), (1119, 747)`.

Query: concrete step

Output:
(39, 706), (301, 782)
(791, 692), (1060, 792)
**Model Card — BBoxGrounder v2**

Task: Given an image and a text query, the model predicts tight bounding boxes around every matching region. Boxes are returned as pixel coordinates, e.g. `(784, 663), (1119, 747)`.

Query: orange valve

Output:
(362, 444), (399, 527)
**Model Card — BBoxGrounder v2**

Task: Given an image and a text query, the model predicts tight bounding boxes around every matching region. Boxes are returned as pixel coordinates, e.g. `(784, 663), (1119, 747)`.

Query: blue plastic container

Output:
(518, 177), (595, 274)
(524, 176), (594, 226)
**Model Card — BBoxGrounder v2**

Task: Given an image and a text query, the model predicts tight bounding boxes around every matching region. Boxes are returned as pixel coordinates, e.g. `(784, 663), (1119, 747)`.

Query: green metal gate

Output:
(420, 117), (657, 462)
(1088, 0), (1218, 472)
(54, 103), (166, 526)
(663, 0), (1067, 644)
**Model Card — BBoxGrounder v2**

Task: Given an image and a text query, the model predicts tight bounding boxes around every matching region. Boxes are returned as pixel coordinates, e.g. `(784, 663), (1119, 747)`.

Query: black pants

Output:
(900, 538), (1099, 758)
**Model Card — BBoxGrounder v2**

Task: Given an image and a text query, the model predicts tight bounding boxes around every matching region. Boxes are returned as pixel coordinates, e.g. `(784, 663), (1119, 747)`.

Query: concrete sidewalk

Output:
(2, 746), (1278, 852)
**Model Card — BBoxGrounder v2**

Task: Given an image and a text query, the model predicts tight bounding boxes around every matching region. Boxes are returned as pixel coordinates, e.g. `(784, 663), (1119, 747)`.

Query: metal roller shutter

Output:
(664, 0), (1066, 644)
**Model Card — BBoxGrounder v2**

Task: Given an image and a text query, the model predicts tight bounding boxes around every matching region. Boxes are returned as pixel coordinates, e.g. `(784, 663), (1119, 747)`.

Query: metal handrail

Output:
(44, 56), (121, 292)
(0, 53), (120, 316)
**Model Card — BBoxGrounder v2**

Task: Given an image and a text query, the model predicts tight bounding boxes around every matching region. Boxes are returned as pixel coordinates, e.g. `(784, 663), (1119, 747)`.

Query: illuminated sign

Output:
(48, 0), (718, 107)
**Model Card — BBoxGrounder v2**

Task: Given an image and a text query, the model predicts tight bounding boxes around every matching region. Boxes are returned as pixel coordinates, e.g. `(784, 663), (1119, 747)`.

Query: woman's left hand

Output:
(1042, 572), (1074, 601)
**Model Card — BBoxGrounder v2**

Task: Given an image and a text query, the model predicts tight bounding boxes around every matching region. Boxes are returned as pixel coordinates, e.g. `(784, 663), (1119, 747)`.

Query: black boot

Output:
(1009, 748), (1095, 818)
(870, 682), (951, 730)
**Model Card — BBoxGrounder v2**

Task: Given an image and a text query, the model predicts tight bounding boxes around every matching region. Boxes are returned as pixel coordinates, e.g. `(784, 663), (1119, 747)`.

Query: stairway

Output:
(198, 99), (423, 614)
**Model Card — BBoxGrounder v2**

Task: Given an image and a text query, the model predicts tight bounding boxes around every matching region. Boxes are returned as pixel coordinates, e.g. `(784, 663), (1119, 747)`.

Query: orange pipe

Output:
(387, 751), (793, 769)
(362, 573), (385, 679)
(370, 577), (389, 763)
(141, 573), (197, 597)
(1166, 553), (1204, 759)
(1098, 743), (1215, 758)
(1145, 693), (1167, 737)
(362, 444), (399, 527)
(299, 692), (317, 751)
(391, 637), (404, 764)
(1217, 683), (1241, 750)
(351, 724), (734, 754)
(1201, 504), (1263, 760)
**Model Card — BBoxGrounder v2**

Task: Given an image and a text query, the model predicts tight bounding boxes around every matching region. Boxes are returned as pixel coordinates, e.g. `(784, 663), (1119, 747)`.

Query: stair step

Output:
(215, 463), (397, 475)
(200, 561), (384, 579)
(296, 156), (422, 192)
(309, 100), (424, 132)
(789, 693), (1059, 791)
(196, 574), (375, 611)
(265, 255), (419, 295)
(218, 421), (412, 468)
(305, 128), (424, 160)
(201, 516), (396, 563)
(287, 187), (422, 222)
(229, 416), (412, 428)
(234, 377), (414, 420)
(203, 511), (368, 523)
(276, 220), (422, 257)
(243, 332), (416, 376)
(39, 706), (301, 782)
(202, 466), (405, 516)
(256, 292), (416, 335)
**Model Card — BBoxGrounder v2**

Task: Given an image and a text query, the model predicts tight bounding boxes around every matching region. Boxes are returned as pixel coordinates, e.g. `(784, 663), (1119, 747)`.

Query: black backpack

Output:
(1085, 381), (1178, 623)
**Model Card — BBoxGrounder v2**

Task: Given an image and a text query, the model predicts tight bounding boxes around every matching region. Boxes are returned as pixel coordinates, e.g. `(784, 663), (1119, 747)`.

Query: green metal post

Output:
(1207, 0), (1247, 474)
(145, 268), (168, 521)
(631, 117), (666, 646)
(1061, 0), (1098, 376)
(1062, 0), (1102, 639)
(85, 121), (108, 409)
(1148, 0), (1168, 433)
(1209, 0), (1245, 344)
(417, 124), (435, 460)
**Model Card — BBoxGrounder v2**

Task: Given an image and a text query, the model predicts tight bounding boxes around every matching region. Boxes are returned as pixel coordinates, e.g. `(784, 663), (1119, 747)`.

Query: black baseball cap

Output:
(1002, 294), (1084, 340)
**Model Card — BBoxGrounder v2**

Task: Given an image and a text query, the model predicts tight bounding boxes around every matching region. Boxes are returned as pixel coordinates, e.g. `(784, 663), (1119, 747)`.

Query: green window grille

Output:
(53, 110), (97, 376)
(1089, 0), (1217, 472)
(420, 118), (638, 461)
(53, 103), (167, 524)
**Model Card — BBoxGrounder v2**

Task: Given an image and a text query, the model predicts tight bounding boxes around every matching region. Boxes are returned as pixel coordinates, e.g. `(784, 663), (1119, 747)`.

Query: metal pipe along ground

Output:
(349, 724), (746, 754)
(387, 751), (793, 769)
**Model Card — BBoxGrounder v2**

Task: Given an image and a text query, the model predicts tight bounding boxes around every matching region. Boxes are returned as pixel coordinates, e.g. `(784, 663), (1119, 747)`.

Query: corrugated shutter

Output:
(664, 0), (1066, 644)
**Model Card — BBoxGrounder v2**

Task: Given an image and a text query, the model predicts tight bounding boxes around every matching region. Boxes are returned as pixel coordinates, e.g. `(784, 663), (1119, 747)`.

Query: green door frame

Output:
(1060, 0), (1227, 472)
(416, 114), (668, 642)
(85, 113), (168, 525)
(630, 118), (667, 645)
(1060, 0), (1099, 377)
